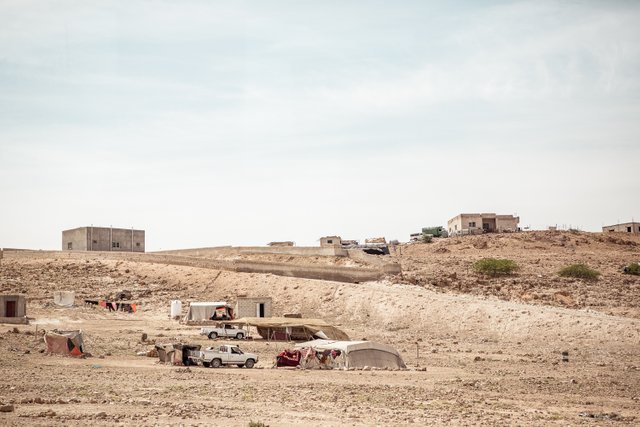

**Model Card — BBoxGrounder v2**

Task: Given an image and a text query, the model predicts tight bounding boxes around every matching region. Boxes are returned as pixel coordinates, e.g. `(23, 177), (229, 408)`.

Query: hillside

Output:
(0, 231), (638, 425)
(396, 231), (640, 318)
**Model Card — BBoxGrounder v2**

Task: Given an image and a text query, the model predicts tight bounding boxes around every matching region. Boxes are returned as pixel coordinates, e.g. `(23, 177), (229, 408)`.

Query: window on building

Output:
(469, 222), (476, 227)
(112, 242), (120, 248)
(327, 239), (333, 244)
(67, 242), (72, 250)
(136, 242), (140, 247)
(627, 227), (632, 232)
(455, 225), (458, 230)
(93, 240), (97, 244)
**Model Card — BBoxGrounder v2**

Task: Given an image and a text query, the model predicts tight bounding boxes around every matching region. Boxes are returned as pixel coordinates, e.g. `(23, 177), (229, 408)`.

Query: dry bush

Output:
(473, 258), (518, 277)
(558, 264), (600, 280)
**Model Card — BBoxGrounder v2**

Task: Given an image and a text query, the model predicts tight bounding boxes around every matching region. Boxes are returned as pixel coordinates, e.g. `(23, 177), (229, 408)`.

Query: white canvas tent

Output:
(182, 302), (234, 322)
(53, 291), (75, 307)
(293, 339), (406, 369)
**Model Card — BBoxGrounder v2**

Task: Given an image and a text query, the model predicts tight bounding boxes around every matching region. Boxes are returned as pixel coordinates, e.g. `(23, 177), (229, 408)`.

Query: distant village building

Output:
(448, 213), (519, 236)
(602, 221), (640, 235)
(0, 294), (27, 324)
(236, 297), (272, 318)
(62, 226), (145, 252)
(320, 236), (342, 247)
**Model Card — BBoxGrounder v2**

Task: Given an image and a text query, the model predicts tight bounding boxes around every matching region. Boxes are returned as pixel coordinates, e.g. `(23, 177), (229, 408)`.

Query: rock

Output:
(95, 411), (107, 418)
(362, 366), (371, 371)
(0, 404), (14, 412)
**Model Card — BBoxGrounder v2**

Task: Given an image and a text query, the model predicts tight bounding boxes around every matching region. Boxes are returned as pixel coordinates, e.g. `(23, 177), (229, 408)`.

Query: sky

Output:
(1, 0), (639, 251)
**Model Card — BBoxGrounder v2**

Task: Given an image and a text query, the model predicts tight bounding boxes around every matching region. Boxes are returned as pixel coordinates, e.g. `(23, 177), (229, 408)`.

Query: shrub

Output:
(473, 258), (518, 277)
(422, 234), (433, 243)
(558, 264), (600, 280)
(248, 422), (269, 427)
(624, 263), (640, 275)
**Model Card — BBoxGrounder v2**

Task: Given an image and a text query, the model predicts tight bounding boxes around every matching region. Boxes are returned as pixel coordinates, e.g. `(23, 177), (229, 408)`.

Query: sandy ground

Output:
(0, 231), (639, 426)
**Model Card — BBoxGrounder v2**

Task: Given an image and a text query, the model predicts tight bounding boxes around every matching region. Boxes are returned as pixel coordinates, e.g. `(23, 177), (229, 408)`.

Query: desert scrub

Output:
(558, 264), (600, 280)
(473, 258), (518, 277)
(624, 262), (640, 275)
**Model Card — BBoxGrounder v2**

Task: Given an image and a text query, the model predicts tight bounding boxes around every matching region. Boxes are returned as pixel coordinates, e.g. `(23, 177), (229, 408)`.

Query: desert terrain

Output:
(0, 230), (639, 426)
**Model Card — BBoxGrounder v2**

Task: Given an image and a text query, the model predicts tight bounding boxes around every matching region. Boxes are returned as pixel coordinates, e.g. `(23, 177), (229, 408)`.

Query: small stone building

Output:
(0, 294), (27, 324)
(448, 213), (519, 236)
(235, 297), (272, 318)
(602, 222), (640, 235)
(62, 226), (145, 252)
(320, 236), (342, 247)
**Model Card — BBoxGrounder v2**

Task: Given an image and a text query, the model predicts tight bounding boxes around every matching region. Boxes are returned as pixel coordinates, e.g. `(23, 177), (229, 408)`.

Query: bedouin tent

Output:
(227, 317), (349, 341)
(182, 302), (234, 322)
(44, 330), (85, 357)
(290, 339), (406, 369)
(53, 291), (75, 307)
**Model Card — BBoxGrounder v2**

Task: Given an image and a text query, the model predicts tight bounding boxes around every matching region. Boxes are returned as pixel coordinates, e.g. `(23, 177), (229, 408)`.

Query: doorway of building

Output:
(6, 300), (16, 317)
(256, 303), (265, 318)
(482, 218), (497, 232)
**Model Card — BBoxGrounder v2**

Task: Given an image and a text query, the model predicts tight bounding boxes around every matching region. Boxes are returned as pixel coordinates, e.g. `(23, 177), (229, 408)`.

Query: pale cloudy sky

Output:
(1, 0), (639, 250)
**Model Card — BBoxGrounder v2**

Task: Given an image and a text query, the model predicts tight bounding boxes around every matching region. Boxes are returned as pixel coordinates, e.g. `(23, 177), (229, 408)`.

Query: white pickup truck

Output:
(189, 344), (258, 368)
(200, 323), (247, 340)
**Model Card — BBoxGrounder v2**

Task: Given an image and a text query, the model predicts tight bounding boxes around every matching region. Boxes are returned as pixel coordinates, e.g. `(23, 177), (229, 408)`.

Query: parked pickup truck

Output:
(200, 324), (247, 340)
(189, 344), (258, 368)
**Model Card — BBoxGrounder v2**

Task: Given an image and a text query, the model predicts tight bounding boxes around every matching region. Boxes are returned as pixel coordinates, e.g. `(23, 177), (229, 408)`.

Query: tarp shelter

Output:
(155, 343), (175, 362)
(292, 339), (406, 369)
(173, 343), (201, 366)
(155, 343), (201, 365)
(44, 330), (85, 357)
(53, 291), (75, 307)
(227, 317), (349, 341)
(182, 302), (234, 322)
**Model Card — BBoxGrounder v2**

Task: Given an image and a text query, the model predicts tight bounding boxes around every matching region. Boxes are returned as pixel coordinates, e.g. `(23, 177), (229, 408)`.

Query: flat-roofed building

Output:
(320, 236), (342, 247)
(602, 221), (640, 235)
(62, 226), (145, 252)
(0, 294), (27, 324)
(448, 213), (519, 236)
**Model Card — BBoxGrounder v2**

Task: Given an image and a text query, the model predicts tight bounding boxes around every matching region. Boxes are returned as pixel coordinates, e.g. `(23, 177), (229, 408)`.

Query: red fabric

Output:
(276, 350), (301, 367)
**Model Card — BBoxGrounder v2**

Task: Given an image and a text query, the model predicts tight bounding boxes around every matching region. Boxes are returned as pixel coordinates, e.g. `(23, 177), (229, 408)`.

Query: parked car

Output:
(188, 344), (258, 368)
(200, 323), (247, 340)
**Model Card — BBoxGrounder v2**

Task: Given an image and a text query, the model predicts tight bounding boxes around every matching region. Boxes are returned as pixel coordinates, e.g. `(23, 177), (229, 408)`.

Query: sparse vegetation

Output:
(558, 264), (600, 280)
(624, 263), (640, 275)
(473, 258), (518, 277)
(422, 234), (433, 243)
(248, 421), (269, 427)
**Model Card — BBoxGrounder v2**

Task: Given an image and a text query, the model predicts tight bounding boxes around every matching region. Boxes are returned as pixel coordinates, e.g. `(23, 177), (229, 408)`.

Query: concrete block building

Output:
(235, 297), (272, 318)
(320, 236), (342, 247)
(0, 294), (27, 324)
(62, 226), (145, 252)
(448, 213), (519, 236)
(602, 221), (640, 235)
